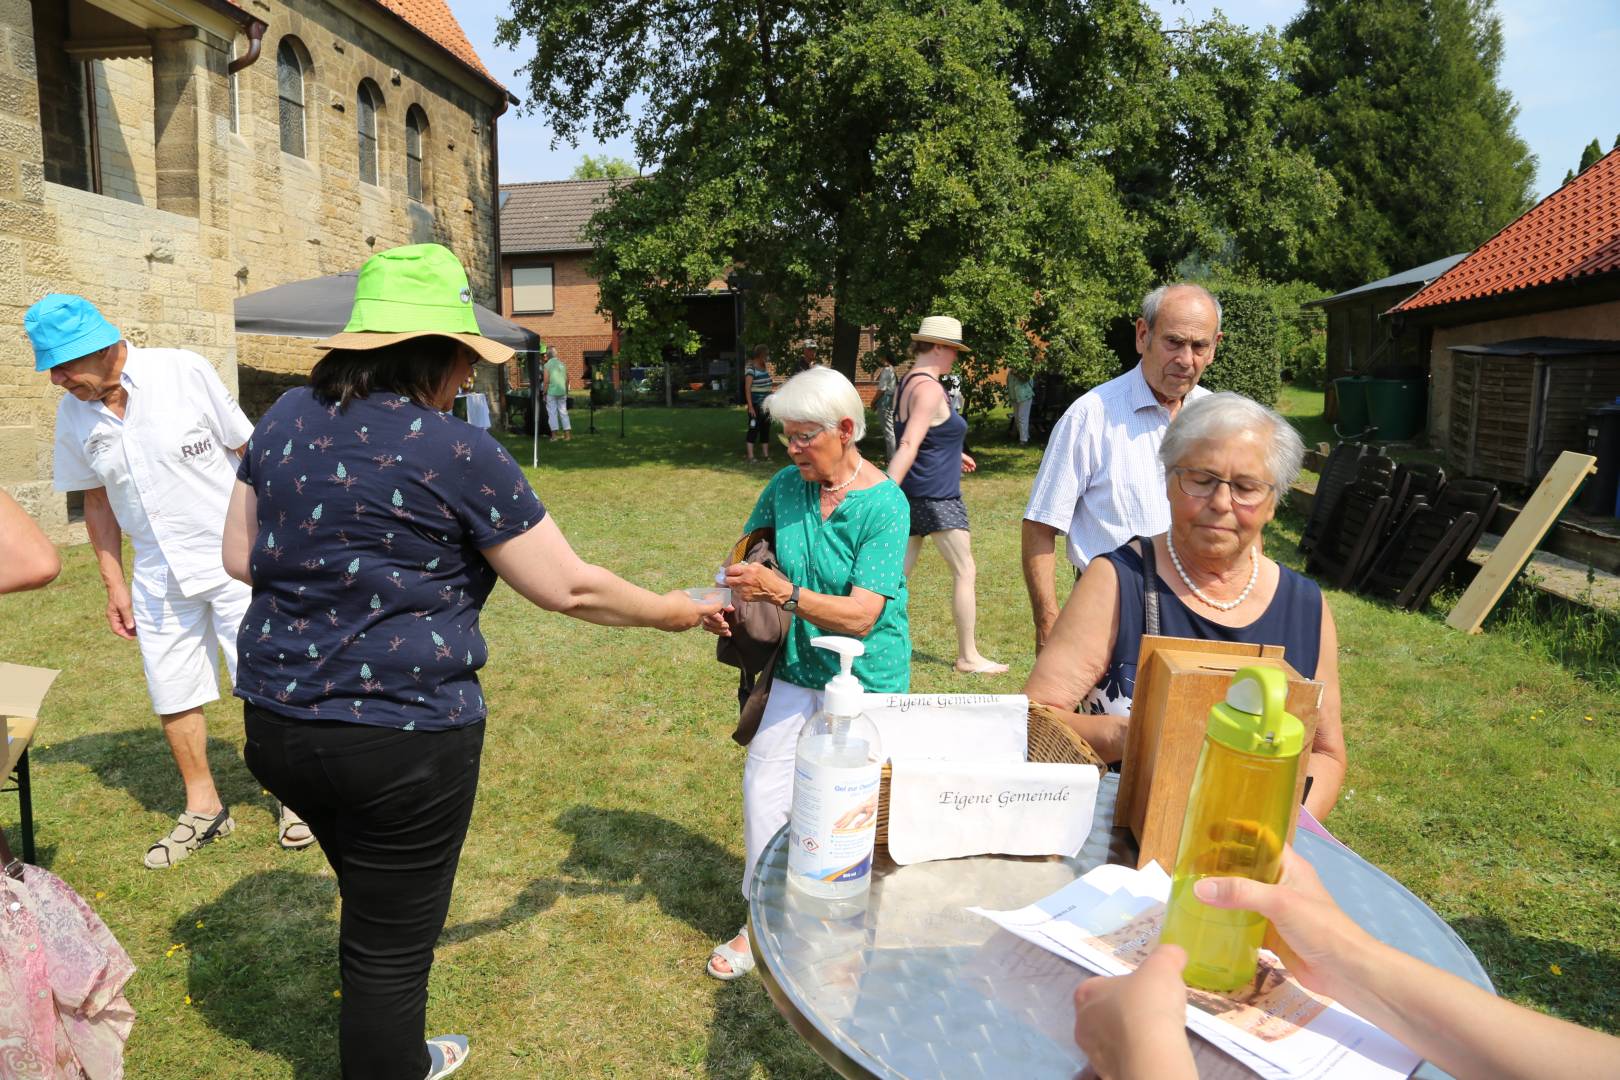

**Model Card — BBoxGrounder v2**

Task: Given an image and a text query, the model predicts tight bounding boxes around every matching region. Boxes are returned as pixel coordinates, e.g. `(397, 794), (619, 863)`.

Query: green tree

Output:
(570, 154), (638, 179)
(1283, 0), (1536, 291)
(1578, 138), (1605, 174)
(499, 0), (1334, 399)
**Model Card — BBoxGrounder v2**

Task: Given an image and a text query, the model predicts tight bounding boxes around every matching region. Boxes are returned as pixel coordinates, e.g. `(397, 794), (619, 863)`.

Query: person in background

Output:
(544, 346), (572, 442)
(1072, 847), (1620, 1080)
(800, 339), (825, 370)
(888, 315), (1006, 676)
(702, 366), (911, 981)
(1008, 367), (1035, 445)
(33, 292), (312, 866)
(224, 243), (716, 1079)
(743, 344), (774, 464)
(873, 353), (899, 460)
(0, 489), (60, 594)
(1024, 392), (1345, 819)
(1021, 283), (1218, 653)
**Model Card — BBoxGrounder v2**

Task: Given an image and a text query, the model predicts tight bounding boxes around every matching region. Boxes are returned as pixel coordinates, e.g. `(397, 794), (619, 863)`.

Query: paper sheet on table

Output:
(1, 663), (60, 719)
(864, 693), (1027, 763)
(886, 760), (1098, 864)
(968, 863), (1421, 1080)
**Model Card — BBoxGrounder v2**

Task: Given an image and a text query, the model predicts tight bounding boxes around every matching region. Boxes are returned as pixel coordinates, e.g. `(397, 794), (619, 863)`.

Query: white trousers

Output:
(741, 680), (822, 899)
(131, 574), (251, 715)
(1014, 399), (1033, 443)
(546, 394), (571, 432)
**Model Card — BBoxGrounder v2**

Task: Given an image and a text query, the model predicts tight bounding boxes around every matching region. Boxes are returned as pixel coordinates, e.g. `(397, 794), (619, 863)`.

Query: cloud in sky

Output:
(456, 0), (1618, 199)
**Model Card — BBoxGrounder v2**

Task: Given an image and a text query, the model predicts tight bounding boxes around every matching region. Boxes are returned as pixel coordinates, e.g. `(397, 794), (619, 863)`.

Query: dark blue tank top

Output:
(1084, 541), (1322, 716)
(894, 372), (968, 500)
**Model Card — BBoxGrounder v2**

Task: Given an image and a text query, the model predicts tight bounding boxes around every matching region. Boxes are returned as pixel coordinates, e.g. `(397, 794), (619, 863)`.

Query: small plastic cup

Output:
(686, 586), (732, 607)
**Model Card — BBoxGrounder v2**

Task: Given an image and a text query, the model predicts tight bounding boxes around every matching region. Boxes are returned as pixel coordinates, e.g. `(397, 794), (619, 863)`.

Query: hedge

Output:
(1202, 284), (1282, 406)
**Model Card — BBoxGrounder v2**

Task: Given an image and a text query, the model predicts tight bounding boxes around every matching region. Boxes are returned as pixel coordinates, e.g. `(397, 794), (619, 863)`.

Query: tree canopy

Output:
(1281, 0), (1536, 292)
(570, 154), (638, 179)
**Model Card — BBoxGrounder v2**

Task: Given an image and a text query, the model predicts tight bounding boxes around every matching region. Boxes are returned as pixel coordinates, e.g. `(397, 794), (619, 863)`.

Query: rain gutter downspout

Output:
(228, 19), (266, 73)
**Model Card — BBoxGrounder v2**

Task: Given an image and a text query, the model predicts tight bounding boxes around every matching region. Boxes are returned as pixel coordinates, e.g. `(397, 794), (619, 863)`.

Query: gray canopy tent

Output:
(234, 270), (546, 463)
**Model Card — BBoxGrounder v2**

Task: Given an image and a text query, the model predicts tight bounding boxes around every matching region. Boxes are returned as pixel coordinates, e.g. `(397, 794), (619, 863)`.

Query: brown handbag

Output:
(716, 527), (791, 745)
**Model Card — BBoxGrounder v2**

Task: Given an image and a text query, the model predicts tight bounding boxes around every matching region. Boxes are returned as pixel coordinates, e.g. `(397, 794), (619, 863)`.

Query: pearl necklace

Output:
(1166, 534), (1258, 612)
(822, 458), (863, 495)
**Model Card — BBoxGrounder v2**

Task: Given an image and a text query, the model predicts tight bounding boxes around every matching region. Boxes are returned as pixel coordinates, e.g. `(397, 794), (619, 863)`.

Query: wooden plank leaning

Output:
(1446, 450), (1598, 635)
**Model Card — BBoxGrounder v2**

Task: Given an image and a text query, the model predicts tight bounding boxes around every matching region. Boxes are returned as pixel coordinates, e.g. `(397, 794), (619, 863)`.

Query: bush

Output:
(1203, 284), (1282, 405)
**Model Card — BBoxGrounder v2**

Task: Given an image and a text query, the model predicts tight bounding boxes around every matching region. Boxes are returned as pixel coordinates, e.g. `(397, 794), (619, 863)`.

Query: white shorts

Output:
(741, 680), (822, 900)
(130, 574), (251, 715)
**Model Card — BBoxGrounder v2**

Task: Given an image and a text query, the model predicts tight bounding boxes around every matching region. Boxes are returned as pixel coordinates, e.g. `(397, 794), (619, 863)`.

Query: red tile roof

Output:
(364, 0), (503, 90)
(1395, 148), (1620, 312)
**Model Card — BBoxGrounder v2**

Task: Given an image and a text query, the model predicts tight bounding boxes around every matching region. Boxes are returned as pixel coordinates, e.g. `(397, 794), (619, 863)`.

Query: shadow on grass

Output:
(528, 805), (834, 1079)
(40, 729), (268, 816)
(1452, 915), (1620, 1034)
(174, 869), (341, 1080)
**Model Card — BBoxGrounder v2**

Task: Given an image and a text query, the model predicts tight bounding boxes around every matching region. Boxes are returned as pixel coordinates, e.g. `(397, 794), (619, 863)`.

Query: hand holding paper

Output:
(1072, 944), (1198, 1080)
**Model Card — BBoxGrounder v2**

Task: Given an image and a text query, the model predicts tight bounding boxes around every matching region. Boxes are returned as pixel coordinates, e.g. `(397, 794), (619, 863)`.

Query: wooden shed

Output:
(1447, 337), (1620, 485)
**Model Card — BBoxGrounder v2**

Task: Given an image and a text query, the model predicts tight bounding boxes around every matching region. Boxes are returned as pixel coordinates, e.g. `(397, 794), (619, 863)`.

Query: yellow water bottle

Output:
(1158, 666), (1304, 991)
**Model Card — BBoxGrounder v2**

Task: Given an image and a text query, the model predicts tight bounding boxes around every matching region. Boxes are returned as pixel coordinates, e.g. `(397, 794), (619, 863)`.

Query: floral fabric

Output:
(235, 388), (546, 730)
(0, 866), (136, 1079)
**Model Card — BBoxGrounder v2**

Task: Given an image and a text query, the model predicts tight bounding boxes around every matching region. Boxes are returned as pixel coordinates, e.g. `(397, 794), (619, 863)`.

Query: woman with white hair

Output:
(701, 366), (911, 979)
(1024, 392), (1347, 820)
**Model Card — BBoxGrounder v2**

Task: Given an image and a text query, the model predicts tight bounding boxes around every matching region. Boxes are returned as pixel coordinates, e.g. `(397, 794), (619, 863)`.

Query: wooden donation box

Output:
(1116, 637), (1322, 871)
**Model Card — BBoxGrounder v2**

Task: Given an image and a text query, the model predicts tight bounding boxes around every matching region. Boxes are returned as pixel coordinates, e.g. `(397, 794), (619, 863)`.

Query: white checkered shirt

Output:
(1022, 364), (1210, 571)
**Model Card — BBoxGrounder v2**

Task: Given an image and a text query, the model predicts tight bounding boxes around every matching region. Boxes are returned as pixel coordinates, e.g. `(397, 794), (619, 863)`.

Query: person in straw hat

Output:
(223, 243), (719, 1080)
(886, 315), (1007, 675)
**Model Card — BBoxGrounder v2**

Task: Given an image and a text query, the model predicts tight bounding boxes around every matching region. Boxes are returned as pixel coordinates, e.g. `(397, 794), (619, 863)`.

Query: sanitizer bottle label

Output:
(787, 757), (881, 885)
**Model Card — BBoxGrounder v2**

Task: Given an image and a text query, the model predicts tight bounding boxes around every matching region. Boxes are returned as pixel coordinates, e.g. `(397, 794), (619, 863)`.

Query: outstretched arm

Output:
(0, 489), (60, 594)
(482, 514), (716, 631)
(1197, 849), (1620, 1080)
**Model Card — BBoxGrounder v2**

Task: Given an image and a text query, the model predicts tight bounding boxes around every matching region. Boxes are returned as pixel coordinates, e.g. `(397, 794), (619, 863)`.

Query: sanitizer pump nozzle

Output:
(812, 635), (865, 719)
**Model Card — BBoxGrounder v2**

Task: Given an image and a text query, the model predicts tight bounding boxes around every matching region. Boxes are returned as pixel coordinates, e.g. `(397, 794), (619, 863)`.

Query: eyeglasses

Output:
(1172, 467), (1274, 507)
(785, 428), (829, 449)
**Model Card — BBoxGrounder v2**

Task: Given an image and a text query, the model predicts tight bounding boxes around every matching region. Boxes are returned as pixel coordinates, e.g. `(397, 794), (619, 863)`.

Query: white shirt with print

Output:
(53, 345), (255, 596)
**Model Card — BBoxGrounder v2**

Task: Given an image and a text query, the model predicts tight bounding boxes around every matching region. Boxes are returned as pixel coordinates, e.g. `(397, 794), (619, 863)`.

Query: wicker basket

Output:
(873, 702), (1107, 851)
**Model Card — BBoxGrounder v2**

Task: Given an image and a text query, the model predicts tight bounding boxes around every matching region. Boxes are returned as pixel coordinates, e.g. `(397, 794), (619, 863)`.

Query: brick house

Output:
(2, 0), (510, 540)
(499, 178), (892, 405)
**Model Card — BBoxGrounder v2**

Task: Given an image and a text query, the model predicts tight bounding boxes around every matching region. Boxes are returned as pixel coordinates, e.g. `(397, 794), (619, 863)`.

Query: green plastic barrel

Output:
(1333, 376), (1371, 436)
(1363, 378), (1426, 441)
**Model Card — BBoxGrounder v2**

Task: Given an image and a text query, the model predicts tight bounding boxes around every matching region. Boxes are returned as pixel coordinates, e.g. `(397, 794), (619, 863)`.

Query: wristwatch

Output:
(782, 583), (801, 612)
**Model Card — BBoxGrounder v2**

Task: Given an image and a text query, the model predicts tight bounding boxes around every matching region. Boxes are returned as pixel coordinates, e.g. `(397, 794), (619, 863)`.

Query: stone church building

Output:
(1, 0), (511, 539)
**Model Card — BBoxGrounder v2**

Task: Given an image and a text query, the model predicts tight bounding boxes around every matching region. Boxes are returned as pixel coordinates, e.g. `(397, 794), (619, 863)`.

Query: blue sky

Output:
(453, 0), (1619, 201)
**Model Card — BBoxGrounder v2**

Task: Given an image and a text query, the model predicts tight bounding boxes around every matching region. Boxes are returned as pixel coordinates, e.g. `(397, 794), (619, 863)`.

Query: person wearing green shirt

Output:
(701, 366), (911, 981)
(1008, 368), (1035, 444)
(543, 347), (571, 441)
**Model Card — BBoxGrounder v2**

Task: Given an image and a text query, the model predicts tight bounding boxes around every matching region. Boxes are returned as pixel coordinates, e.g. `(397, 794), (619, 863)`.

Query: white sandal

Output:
(424, 1034), (469, 1079)
(278, 803), (316, 850)
(706, 927), (755, 981)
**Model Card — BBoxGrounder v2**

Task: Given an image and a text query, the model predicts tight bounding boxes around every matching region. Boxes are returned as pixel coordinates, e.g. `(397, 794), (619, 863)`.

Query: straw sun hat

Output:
(911, 315), (969, 352)
(318, 243), (514, 365)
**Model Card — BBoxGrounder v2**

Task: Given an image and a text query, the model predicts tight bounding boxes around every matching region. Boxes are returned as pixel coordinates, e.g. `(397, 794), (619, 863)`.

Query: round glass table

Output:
(749, 773), (1490, 1080)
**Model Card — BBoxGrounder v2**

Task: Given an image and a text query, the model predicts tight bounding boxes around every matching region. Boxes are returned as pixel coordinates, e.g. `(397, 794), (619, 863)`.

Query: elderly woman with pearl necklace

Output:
(1024, 391), (1347, 820)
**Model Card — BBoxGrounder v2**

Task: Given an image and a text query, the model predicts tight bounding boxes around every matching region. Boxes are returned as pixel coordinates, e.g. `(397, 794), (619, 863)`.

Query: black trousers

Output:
(243, 704), (485, 1080)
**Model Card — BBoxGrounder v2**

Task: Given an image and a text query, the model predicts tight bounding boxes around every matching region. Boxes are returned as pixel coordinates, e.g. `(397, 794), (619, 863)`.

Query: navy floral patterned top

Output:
(234, 388), (546, 730)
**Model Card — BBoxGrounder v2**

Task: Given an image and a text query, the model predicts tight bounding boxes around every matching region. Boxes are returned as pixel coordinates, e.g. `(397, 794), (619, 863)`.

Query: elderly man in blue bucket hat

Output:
(30, 294), (312, 867)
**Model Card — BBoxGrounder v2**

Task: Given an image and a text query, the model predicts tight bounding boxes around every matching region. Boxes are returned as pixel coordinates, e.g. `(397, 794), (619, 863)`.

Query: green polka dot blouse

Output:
(744, 466), (911, 693)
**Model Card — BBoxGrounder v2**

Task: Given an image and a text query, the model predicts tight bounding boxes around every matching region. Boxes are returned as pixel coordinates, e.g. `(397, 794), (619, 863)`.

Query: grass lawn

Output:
(4, 405), (1616, 1078)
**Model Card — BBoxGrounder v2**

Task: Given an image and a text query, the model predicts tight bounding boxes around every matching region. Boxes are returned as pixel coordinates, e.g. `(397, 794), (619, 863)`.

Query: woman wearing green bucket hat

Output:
(222, 243), (721, 1080)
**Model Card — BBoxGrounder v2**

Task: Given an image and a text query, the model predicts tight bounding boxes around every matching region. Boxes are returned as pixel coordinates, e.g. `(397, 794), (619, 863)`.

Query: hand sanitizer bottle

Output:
(787, 636), (885, 917)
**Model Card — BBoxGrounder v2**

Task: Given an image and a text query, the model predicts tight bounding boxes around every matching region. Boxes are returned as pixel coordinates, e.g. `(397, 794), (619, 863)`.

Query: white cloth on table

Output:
(1022, 363), (1209, 572)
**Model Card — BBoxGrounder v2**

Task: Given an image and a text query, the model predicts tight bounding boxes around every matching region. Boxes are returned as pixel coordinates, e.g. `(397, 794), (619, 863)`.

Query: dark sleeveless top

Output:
(1082, 541), (1323, 717)
(894, 371), (968, 501)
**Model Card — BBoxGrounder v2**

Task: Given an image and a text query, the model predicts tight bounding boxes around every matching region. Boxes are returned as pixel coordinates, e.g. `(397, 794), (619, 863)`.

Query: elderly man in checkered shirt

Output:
(1020, 284), (1221, 652)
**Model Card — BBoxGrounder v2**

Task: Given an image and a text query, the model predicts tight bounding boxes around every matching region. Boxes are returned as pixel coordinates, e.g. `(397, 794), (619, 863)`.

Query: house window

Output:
(277, 39), (305, 157)
(511, 265), (555, 314)
(357, 80), (380, 185)
(405, 105), (428, 201)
